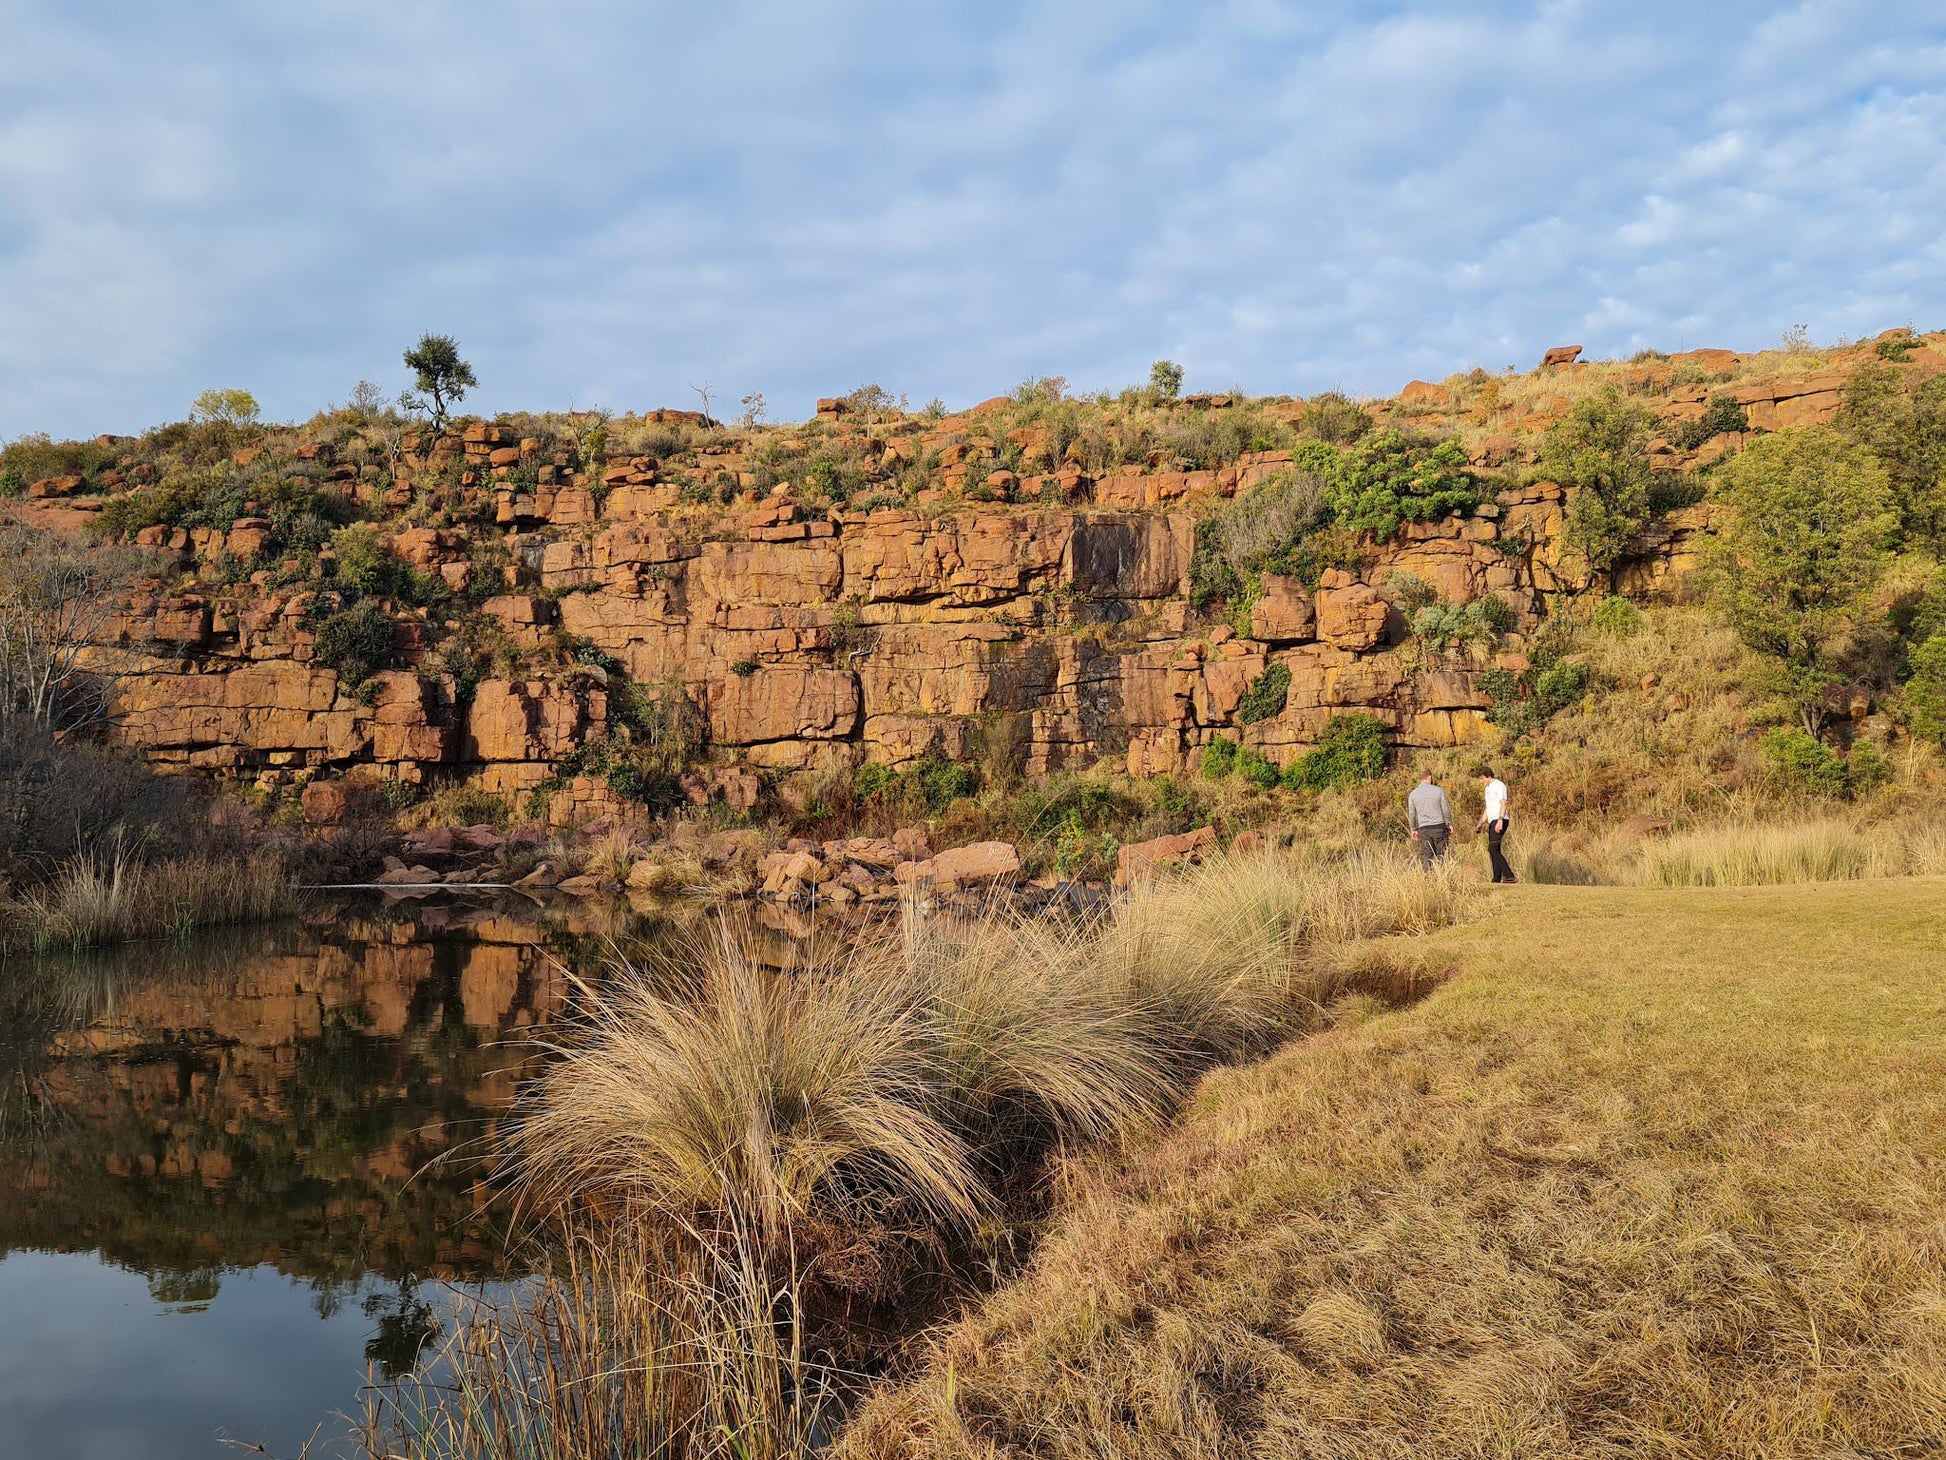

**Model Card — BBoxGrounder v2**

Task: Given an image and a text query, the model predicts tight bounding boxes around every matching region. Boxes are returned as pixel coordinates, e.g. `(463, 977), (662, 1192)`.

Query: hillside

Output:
(839, 876), (1946, 1457)
(4, 328), (1944, 843)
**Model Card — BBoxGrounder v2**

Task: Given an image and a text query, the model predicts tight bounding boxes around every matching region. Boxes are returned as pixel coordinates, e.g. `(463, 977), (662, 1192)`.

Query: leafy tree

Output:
(1904, 631), (1946, 745)
(1149, 359), (1184, 399)
(402, 334), (478, 430)
(189, 389), (261, 429)
(1540, 386), (1658, 591)
(1836, 362), (1946, 549)
(1704, 428), (1899, 735)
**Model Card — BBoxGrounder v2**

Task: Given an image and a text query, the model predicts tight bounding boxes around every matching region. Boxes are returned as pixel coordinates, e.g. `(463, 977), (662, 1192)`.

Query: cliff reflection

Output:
(0, 903), (584, 1299)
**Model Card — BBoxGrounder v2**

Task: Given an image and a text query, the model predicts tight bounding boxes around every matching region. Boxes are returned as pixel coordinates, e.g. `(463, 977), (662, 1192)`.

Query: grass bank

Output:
(841, 876), (1946, 1458)
(358, 849), (1478, 1459)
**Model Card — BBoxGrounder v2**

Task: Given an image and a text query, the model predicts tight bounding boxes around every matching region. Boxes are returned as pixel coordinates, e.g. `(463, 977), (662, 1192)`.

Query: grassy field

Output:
(841, 878), (1946, 1459)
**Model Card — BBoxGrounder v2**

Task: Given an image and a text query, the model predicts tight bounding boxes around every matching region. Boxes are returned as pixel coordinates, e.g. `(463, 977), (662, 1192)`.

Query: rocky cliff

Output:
(18, 330), (1937, 818)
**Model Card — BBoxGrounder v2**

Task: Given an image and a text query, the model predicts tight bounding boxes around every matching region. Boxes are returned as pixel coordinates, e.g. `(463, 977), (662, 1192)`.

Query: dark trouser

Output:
(1487, 818), (1514, 883)
(1415, 823), (1449, 870)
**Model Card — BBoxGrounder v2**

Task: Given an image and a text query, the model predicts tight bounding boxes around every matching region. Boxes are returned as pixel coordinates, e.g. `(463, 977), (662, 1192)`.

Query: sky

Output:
(1, 1), (1942, 439)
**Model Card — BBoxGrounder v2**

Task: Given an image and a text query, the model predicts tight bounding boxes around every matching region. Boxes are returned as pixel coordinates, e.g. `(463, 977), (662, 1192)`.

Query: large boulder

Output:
(1315, 583), (1389, 650)
(929, 841), (1021, 891)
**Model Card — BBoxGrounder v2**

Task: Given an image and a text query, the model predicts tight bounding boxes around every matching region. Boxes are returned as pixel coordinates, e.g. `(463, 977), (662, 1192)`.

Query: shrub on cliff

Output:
(1235, 663), (1291, 724)
(312, 601), (398, 685)
(1668, 393), (1749, 452)
(1298, 430), (1478, 539)
(1299, 391), (1373, 445)
(1281, 713), (1388, 791)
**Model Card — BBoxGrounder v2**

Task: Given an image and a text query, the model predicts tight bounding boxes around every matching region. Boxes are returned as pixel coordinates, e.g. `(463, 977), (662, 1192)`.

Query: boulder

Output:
(1315, 583), (1389, 650)
(930, 841), (1021, 890)
(1249, 575), (1315, 643)
(300, 780), (350, 826)
(1539, 345), (1584, 368)
(1114, 825), (1217, 885)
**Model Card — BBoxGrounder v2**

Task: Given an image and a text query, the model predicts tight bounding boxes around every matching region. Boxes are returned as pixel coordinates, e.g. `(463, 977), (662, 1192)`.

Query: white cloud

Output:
(0, 0), (1942, 436)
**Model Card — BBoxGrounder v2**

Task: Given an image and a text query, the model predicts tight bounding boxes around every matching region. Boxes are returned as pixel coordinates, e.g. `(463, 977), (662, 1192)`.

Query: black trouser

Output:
(1415, 823), (1449, 870)
(1486, 818), (1514, 883)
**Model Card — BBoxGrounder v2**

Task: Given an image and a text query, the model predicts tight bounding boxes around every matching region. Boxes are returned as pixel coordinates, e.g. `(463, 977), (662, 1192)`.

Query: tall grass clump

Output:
(17, 844), (294, 951)
(357, 1228), (834, 1460)
(1636, 817), (1927, 887)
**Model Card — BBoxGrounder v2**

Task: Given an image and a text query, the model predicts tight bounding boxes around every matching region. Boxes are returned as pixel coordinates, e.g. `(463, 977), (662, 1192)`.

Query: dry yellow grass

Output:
(839, 877), (1946, 1459)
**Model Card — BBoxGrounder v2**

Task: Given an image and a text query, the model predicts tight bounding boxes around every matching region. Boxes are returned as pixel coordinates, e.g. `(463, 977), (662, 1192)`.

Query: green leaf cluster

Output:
(1235, 663), (1291, 724)
(1281, 713), (1388, 791)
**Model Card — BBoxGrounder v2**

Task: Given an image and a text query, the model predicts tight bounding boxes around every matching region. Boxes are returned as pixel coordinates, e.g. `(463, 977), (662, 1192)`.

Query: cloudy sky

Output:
(2, 1), (1941, 439)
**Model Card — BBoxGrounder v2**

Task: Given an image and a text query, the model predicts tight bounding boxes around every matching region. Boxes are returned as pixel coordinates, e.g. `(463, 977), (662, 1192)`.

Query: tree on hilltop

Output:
(403, 334), (477, 430)
(189, 389), (261, 430)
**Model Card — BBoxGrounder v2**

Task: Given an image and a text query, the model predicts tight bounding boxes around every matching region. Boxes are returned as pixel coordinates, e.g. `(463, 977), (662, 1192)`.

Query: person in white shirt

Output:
(1475, 767), (1516, 884)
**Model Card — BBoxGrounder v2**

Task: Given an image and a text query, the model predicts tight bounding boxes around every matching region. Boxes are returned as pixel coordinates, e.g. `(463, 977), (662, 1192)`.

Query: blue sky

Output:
(2, 1), (1941, 439)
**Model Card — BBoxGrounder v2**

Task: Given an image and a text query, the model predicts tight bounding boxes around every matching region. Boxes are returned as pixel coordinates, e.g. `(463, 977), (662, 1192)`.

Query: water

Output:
(0, 902), (591, 1460)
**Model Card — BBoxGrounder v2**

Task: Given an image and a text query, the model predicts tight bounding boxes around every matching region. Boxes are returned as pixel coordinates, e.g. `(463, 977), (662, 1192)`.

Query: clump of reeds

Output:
(357, 1225), (833, 1460)
(16, 843), (294, 951)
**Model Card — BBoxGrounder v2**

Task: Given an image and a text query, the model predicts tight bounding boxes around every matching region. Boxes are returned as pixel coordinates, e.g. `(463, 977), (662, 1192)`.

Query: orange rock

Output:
(1315, 583), (1389, 650)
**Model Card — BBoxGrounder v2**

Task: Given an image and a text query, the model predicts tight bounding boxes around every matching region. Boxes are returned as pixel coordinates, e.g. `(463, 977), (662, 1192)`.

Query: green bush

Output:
(312, 601), (399, 685)
(1236, 745), (1281, 789)
(1759, 726), (1849, 797)
(1668, 394), (1749, 451)
(1590, 595), (1641, 635)
(1301, 430), (1478, 539)
(1299, 391), (1373, 445)
(1201, 735), (1239, 779)
(1531, 659), (1591, 718)
(1235, 663), (1291, 724)
(853, 755), (978, 816)
(1410, 596), (1512, 653)
(1282, 713), (1388, 791)
(1483, 656), (1590, 737)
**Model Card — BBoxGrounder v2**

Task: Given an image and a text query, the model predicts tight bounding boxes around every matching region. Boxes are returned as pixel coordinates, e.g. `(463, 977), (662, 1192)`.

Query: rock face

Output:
(91, 394), (1740, 803)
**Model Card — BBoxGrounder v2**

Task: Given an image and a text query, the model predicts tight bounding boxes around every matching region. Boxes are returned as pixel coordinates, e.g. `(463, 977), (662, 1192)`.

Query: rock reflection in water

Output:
(0, 902), (579, 1300)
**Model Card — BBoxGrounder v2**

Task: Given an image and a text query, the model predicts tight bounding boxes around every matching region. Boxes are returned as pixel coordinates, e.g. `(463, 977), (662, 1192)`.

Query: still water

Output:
(0, 901), (606, 1459)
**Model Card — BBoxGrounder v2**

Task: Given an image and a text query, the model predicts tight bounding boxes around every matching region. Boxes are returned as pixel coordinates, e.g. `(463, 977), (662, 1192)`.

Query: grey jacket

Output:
(1407, 781), (1452, 829)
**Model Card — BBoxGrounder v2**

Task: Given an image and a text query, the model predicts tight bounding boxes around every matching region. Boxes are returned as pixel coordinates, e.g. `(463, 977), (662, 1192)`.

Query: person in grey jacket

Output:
(1406, 768), (1453, 870)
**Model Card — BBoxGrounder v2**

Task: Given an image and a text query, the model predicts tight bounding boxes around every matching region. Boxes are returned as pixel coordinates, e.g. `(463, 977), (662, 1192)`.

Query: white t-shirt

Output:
(1483, 779), (1509, 822)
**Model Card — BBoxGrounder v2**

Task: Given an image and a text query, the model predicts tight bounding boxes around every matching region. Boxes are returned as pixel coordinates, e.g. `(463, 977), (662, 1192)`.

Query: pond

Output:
(0, 900), (627, 1460)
